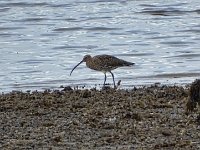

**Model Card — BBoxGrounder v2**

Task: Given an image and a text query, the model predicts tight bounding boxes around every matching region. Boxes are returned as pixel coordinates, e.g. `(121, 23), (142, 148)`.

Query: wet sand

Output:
(0, 84), (200, 149)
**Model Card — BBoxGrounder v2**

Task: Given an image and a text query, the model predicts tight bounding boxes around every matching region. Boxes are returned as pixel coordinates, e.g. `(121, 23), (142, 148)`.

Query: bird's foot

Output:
(114, 80), (121, 89)
(102, 85), (111, 90)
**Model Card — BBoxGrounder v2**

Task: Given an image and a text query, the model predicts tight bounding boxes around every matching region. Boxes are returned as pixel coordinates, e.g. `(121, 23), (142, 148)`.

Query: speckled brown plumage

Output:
(70, 54), (134, 88)
(85, 55), (134, 72)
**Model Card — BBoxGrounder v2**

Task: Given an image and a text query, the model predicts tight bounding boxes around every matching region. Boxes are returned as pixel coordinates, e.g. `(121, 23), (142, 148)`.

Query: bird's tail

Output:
(125, 61), (135, 66)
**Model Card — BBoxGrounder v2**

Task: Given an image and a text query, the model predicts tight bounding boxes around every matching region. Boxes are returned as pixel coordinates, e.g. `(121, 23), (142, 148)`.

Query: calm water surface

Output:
(0, 0), (200, 92)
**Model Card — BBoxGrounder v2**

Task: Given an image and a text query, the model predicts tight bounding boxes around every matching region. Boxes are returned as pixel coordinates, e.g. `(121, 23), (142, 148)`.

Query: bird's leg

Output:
(110, 71), (116, 88)
(103, 73), (107, 87)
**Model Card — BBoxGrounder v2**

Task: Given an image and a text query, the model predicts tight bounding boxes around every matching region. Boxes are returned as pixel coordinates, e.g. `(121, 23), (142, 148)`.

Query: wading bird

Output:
(70, 54), (135, 88)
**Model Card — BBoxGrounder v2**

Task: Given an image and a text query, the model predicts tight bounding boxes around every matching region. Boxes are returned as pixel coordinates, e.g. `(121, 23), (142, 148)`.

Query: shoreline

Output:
(0, 84), (200, 149)
(0, 81), (192, 94)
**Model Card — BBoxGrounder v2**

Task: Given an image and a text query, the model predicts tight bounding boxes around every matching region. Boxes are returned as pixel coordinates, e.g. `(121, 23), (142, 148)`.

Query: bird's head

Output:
(70, 55), (92, 76)
(82, 54), (92, 62)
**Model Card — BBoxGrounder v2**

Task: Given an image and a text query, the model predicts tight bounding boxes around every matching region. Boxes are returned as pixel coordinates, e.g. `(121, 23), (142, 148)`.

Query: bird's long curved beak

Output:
(70, 60), (84, 76)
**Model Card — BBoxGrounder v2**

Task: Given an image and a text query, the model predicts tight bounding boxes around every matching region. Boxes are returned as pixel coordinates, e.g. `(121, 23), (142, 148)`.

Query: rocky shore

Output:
(0, 84), (200, 149)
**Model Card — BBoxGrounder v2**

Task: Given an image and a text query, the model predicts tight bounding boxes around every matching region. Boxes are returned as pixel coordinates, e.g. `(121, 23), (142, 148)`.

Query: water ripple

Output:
(0, 0), (200, 92)
(53, 27), (83, 32)
(0, 7), (10, 12)
(53, 27), (121, 32)
(16, 59), (52, 65)
(140, 9), (191, 16)
(53, 45), (98, 50)
(0, 27), (25, 30)
(1, 2), (49, 7)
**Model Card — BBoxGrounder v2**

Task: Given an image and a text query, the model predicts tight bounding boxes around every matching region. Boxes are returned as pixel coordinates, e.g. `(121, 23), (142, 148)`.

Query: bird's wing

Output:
(93, 55), (125, 68)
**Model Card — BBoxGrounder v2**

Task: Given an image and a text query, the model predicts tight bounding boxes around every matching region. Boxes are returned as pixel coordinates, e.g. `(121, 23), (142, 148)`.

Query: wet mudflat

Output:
(0, 85), (200, 149)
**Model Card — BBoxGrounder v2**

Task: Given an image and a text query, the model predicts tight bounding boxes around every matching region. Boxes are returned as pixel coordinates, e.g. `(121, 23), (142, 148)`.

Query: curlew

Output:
(70, 54), (135, 88)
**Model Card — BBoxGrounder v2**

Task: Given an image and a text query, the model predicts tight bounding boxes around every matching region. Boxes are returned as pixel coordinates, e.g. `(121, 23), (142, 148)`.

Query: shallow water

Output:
(0, 0), (200, 92)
